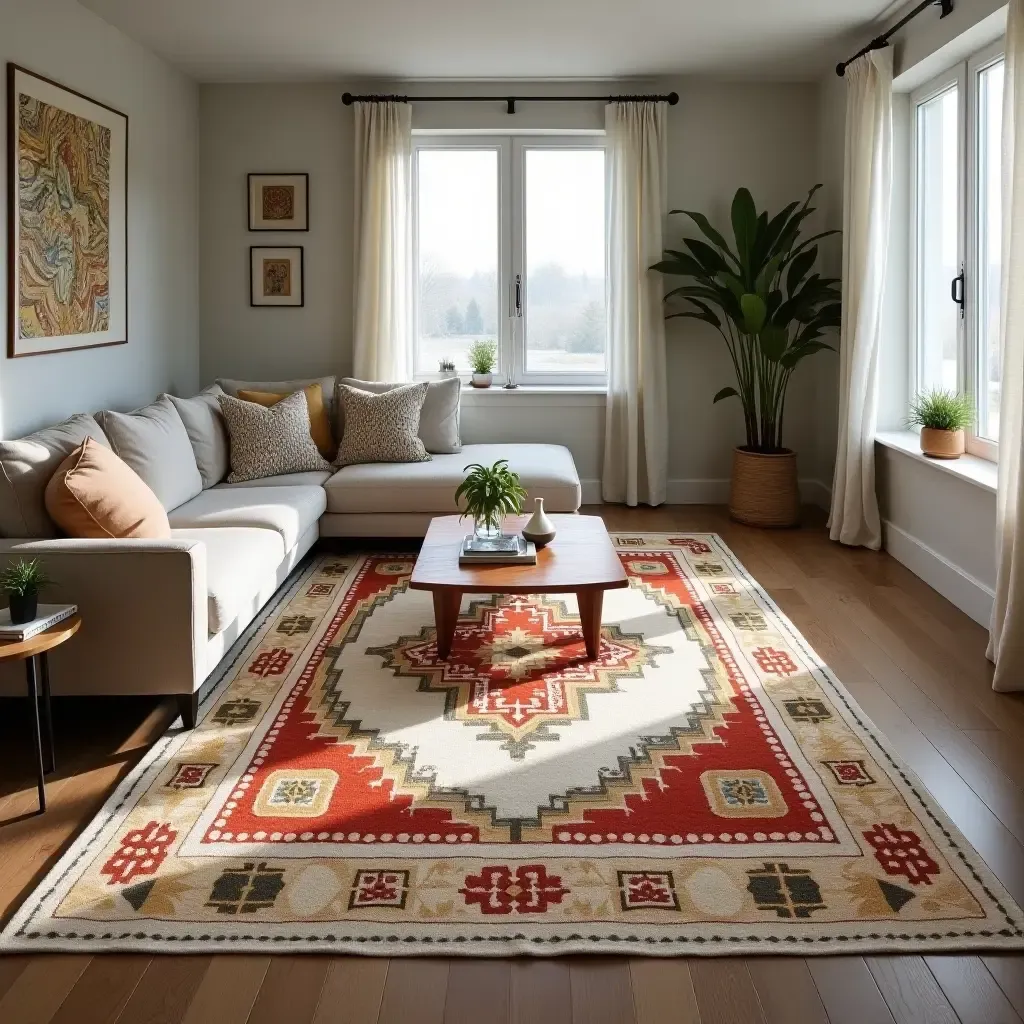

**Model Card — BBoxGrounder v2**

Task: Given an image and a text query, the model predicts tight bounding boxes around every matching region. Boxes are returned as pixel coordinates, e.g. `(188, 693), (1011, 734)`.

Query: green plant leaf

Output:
(684, 238), (731, 276)
(731, 188), (758, 264)
(759, 326), (788, 362)
(712, 386), (739, 403)
(754, 253), (785, 297)
(786, 247), (817, 295)
(740, 293), (767, 335)
(677, 210), (738, 263)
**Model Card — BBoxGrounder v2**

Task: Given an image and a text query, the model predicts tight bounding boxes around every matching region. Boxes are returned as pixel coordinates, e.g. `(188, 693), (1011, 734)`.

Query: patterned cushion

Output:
(334, 383), (431, 468)
(219, 391), (330, 484)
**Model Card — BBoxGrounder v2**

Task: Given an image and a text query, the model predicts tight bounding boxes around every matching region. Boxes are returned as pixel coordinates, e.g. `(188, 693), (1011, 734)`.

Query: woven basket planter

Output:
(729, 447), (800, 528)
(920, 427), (964, 460)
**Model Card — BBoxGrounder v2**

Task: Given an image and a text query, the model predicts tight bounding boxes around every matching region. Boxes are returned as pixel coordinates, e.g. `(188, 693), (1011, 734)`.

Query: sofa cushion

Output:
(171, 526), (285, 635)
(338, 377), (461, 454)
(238, 383), (335, 459)
(214, 471), (331, 489)
(0, 414), (110, 537)
(218, 375), (336, 422)
(96, 396), (203, 511)
(324, 443), (581, 515)
(168, 485), (326, 550)
(45, 437), (172, 540)
(334, 383), (431, 468)
(167, 386), (229, 489)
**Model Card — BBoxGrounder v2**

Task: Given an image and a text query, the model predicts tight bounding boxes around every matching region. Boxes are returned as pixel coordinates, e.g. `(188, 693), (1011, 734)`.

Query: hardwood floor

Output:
(1, 505), (1023, 1023)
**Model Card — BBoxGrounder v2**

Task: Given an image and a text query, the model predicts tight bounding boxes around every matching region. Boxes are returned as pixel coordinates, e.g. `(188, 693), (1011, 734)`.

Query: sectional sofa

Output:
(0, 376), (581, 725)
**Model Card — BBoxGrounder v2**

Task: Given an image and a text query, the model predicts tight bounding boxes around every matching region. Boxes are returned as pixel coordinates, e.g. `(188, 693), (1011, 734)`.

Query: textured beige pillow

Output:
(334, 383), (431, 468)
(338, 377), (461, 454)
(45, 438), (171, 539)
(219, 390), (331, 483)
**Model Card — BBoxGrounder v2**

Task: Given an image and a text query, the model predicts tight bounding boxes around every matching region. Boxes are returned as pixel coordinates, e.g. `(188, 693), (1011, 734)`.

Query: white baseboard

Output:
(582, 478), (833, 509)
(882, 519), (994, 627)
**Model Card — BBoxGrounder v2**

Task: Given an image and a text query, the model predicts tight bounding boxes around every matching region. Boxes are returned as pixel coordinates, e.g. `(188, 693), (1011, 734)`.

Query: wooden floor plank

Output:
(689, 959), (765, 1024)
(245, 956), (330, 1024)
(568, 959), (636, 1024)
(444, 959), (511, 1024)
(113, 956), (210, 1024)
(0, 955), (30, 1001)
(982, 956), (1024, 1019)
(745, 957), (828, 1024)
(806, 957), (896, 1024)
(50, 955), (150, 1024)
(925, 955), (1023, 1024)
(179, 955), (269, 1024)
(628, 959), (700, 1024)
(0, 955), (91, 1024)
(312, 957), (389, 1024)
(377, 960), (450, 1024)
(509, 960), (572, 1024)
(866, 957), (958, 1024)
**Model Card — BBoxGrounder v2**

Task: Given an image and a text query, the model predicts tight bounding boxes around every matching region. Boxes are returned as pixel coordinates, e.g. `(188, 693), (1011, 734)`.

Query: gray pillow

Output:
(334, 383), (431, 468)
(219, 390), (331, 483)
(217, 376), (337, 422)
(0, 414), (110, 537)
(167, 386), (229, 489)
(338, 377), (461, 454)
(96, 396), (203, 512)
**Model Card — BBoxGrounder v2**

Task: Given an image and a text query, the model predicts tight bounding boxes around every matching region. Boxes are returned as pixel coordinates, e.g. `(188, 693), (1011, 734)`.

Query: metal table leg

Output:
(25, 655), (46, 813)
(40, 651), (55, 774)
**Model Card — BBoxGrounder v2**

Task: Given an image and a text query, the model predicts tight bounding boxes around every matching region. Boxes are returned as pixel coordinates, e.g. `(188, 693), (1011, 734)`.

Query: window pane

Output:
(415, 149), (499, 374)
(916, 85), (960, 394)
(524, 149), (606, 374)
(977, 59), (1004, 442)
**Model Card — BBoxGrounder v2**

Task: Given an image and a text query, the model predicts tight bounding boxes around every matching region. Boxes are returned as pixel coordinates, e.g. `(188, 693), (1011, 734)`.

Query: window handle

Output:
(951, 268), (964, 319)
(514, 274), (523, 318)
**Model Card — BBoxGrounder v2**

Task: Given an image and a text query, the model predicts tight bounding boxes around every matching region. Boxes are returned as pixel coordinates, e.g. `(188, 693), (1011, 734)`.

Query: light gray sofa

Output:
(0, 379), (581, 725)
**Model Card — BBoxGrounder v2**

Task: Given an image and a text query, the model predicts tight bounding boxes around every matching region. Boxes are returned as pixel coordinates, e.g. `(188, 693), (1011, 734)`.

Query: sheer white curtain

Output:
(352, 101), (413, 381)
(988, 0), (1024, 692)
(827, 49), (893, 550)
(602, 101), (669, 507)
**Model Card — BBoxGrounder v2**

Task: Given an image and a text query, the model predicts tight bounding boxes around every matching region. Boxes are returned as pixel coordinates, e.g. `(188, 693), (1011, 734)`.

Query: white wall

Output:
(0, 0), (200, 438)
(198, 76), (828, 502)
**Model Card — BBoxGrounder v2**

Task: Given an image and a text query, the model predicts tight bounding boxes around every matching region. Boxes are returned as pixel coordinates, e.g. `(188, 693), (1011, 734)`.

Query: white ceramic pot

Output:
(522, 497), (557, 547)
(471, 373), (492, 388)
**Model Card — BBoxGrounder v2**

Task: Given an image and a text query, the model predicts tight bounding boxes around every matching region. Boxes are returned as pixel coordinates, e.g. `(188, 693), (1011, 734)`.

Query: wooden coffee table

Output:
(410, 515), (628, 661)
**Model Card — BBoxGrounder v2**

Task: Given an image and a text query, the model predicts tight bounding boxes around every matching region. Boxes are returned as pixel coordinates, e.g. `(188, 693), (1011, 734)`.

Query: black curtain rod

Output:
(836, 0), (953, 76)
(342, 91), (679, 115)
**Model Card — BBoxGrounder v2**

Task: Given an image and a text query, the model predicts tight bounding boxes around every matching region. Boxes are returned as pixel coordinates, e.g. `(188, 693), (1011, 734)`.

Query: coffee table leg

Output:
(25, 656), (46, 813)
(577, 588), (604, 660)
(40, 652), (55, 774)
(433, 589), (462, 660)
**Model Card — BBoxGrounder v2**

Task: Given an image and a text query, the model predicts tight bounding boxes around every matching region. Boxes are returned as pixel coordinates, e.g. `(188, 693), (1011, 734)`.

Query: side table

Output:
(0, 615), (81, 814)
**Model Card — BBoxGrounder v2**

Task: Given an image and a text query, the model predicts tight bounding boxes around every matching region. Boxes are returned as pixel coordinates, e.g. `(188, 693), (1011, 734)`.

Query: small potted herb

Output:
(468, 339), (496, 388)
(438, 358), (457, 379)
(1, 558), (50, 624)
(454, 459), (528, 540)
(908, 388), (973, 460)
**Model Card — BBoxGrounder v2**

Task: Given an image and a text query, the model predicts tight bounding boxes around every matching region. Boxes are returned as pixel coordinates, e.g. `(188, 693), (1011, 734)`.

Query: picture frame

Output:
(250, 246), (304, 307)
(248, 173), (309, 231)
(7, 63), (128, 358)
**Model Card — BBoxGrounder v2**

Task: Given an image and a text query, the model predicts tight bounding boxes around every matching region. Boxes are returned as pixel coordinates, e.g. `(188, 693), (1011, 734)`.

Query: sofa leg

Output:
(176, 693), (199, 730)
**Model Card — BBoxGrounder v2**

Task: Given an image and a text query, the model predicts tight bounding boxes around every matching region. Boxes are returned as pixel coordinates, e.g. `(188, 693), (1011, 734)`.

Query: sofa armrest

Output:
(0, 537), (207, 697)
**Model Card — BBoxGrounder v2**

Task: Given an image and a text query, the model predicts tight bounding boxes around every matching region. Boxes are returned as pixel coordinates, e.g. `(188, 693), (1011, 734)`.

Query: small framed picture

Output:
(248, 172), (308, 231)
(250, 246), (304, 307)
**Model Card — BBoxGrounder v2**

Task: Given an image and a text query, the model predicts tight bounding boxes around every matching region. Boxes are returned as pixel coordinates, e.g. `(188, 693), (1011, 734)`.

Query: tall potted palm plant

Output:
(652, 185), (840, 527)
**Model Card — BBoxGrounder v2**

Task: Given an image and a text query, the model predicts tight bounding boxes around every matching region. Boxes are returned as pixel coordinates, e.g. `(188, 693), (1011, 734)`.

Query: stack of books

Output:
(459, 534), (537, 566)
(0, 603), (78, 641)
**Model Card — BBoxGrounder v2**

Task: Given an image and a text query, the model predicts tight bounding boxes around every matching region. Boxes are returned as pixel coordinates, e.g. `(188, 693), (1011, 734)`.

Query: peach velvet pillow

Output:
(44, 437), (171, 539)
(237, 382), (335, 459)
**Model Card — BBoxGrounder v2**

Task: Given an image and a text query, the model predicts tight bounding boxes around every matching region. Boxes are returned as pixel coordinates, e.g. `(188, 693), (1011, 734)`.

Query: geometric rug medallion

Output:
(3, 534), (1023, 956)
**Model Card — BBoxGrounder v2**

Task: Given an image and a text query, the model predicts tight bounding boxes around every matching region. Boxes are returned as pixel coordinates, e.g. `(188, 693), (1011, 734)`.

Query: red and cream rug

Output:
(3, 534), (1023, 956)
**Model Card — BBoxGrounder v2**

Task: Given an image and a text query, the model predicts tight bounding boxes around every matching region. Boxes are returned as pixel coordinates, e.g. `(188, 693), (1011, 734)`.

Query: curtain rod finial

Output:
(668, 92), (679, 105)
(342, 92), (353, 105)
(835, 63), (846, 77)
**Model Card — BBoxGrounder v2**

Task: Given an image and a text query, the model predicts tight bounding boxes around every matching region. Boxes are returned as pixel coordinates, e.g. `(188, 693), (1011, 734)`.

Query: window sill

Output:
(458, 384), (606, 407)
(875, 431), (997, 494)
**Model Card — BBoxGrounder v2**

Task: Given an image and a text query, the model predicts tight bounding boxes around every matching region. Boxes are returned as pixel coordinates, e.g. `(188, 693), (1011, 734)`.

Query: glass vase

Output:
(473, 517), (501, 542)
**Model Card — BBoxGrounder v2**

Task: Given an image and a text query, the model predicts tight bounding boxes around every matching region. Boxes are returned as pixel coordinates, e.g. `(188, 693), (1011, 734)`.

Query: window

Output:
(912, 42), (1004, 459)
(413, 136), (607, 386)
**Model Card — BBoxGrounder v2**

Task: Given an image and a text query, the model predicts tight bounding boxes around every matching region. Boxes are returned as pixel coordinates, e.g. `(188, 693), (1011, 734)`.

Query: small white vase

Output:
(522, 497), (556, 547)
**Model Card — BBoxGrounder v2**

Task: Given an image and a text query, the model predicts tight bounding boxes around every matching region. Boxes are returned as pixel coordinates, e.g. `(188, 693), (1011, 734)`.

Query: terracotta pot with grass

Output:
(909, 389), (971, 460)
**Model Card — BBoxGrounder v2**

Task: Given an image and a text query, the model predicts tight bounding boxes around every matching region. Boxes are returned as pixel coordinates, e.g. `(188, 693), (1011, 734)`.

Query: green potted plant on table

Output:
(455, 459), (528, 540)
(1, 558), (50, 624)
(909, 389), (972, 459)
(468, 339), (497, 388)
(651, 185), (841, 527)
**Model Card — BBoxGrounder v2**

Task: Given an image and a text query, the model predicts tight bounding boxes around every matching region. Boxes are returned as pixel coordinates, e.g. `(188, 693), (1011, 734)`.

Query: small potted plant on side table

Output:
(469, 339), (496, 388)
(455, 459), (528, 540)
(909, 389), (972, 459)
(1, 558), (50, 624)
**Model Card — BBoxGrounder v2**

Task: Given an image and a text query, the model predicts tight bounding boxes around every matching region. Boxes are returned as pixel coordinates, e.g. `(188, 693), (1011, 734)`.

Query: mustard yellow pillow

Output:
(44, 437), (171, 539)
(237, 383), (335, 459)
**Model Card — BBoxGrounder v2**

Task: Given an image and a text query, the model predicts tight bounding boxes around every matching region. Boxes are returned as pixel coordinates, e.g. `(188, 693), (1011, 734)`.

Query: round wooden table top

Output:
(0, 614), (81, 661)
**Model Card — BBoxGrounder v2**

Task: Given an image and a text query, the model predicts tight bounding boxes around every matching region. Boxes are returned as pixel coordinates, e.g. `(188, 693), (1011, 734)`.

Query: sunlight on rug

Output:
(2, 534), (1022, 956)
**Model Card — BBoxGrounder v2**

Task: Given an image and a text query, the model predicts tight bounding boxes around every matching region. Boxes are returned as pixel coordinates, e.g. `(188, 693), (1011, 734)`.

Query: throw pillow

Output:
(217, 375), (337, 422)
(334, 383), (431, 468)
(338, 376), (461, 454)
(237, 383), (335, 459)
(219, 390), (331, 483)
(96, 396), (203, 511)
(167, 385), (229, 489)
(45, 437), (171, 539)
(0, 414), (111, 538)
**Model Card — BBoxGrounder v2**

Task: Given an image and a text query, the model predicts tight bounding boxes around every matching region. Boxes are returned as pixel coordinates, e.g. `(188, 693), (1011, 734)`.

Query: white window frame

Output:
(910, 40), (1004, 461)
(411, 132), (608, 388)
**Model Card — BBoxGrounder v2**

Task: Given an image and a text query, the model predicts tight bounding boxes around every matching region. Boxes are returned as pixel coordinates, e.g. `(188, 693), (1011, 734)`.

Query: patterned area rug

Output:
(3, 534), (1023, 956)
